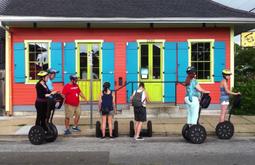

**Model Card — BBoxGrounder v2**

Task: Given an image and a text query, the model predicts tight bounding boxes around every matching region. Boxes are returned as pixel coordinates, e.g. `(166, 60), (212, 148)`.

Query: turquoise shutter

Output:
(14, 43), (25, 83)
(177, 42), (188, 82)
(214, 42), (226, 82)
(102, 42), (115, 90)
(164, 42), (177, 102)
(64, 42), (76, 84)
(51, 42), (62, 82)
(126, 42), (138, 101)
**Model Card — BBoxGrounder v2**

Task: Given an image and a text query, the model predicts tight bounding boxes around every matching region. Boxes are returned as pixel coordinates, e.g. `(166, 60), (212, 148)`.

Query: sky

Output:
(213, 0), (255, 44)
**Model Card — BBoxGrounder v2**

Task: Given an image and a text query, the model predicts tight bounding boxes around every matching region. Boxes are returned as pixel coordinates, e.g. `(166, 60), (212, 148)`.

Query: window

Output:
(26, 41), (50, 82)
(189, 41), (213, 81)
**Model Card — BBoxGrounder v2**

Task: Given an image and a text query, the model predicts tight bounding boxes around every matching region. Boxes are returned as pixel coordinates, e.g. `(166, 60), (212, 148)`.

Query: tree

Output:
(233, 44), (255, 115)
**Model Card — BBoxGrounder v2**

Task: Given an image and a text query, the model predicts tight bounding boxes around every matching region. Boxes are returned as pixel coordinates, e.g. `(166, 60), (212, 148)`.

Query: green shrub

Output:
(233, 78), (255, 115)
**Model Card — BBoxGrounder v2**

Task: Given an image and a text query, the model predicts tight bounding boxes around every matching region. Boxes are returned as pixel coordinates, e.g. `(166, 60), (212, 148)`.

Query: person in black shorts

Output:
(130, 82), (149, 140)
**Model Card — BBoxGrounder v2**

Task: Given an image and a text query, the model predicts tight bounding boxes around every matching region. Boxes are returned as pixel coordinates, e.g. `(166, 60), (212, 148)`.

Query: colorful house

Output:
(0, 0), (255, 115)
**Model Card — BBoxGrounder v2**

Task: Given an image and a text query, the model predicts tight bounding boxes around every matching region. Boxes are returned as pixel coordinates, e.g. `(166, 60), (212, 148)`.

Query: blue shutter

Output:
(126, 42), (138, 101)
(177, 42), (188, 82)
(102, 42), (115, 90)
(214, 42), (226, 82)
(51, 42), (62, 82)
(164, 42), (176, 102)
(64, 42), (76, 84)
(14, 43), (25, 83)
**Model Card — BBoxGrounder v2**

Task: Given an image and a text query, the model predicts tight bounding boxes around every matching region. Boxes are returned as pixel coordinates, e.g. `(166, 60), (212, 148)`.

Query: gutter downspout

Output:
(0, 22), (13, 116)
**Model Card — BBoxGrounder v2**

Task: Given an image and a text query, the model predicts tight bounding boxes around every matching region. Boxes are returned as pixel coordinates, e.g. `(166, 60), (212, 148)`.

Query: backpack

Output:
(132, 91), (144, 107)
(200, 93), (211, 109)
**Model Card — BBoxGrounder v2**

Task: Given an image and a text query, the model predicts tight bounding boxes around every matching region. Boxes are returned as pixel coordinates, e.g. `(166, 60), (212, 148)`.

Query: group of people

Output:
(35, 69), (86, 136)
(184, 66), (240, 127)
(34, 65), (239, 140)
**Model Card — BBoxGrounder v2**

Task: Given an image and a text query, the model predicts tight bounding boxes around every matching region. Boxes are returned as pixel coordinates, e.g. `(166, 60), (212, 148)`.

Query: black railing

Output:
(114, 81), (184, 107)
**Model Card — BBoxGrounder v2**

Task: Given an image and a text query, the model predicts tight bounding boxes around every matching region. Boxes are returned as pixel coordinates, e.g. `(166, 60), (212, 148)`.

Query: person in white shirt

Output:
(130, 82), (149, 140)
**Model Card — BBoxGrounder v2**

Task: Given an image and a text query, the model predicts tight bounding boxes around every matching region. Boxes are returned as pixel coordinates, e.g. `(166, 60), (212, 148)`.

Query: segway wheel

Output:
(113, 121), (119, 137)
(129, 121), (135, 137)
(28, 126), (45, 145)
(182, 124), (190, 141)
(96, 121), (102, 138)
(188, 125), (207, 144)
(45, 123), (58, 142)
(216, 121), (234, 139)
(147, 121), (152, 137)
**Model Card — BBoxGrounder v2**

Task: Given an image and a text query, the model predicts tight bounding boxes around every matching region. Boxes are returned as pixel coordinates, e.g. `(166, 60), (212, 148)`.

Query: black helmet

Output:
(103, 82), (111, 88)
(186, 66), (196, 74)
(69, 74), (78, 81)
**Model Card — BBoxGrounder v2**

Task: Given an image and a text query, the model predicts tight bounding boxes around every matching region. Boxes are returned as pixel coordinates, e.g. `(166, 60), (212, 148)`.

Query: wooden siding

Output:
(10, 27), (230, 105)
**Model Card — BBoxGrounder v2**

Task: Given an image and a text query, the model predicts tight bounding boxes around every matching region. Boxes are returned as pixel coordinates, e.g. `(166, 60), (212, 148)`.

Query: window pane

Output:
(203, 52), (210, 61)
(140, 44), (149, 79)
(153, 43), (161, 79)
(191, 43), (198, 51)
(79, 44), (88, 80)
(92, 67), (99, 79)
(191, 51), (198, 61)
(29, 52), (37, 61)
(92, 44), (100, 80)
(29, 43), (36, 52)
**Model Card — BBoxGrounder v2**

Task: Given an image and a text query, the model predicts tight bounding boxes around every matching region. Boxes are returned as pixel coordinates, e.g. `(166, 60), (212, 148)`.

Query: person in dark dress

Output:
(35, 70), (56, 130)
(98, 82), (116, 139)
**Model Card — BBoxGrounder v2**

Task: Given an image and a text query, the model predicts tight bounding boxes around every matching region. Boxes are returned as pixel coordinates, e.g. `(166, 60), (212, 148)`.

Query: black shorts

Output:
(134, 106), (147, 122)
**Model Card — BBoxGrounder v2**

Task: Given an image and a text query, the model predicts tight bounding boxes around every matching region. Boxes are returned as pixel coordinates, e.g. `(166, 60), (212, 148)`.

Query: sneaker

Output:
(72, 126), (81, 132)
(101, 136), (106, 139)
(135, 136), (144, 141)
(109, 136), (115, 140)
(64, 129), (71, 136)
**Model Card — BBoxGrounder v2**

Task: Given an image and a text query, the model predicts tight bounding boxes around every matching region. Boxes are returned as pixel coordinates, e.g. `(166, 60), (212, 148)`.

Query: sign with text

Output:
(241, 32), (255, 47)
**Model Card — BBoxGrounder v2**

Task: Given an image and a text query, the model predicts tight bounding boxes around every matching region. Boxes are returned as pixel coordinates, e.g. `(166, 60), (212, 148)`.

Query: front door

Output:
(77, 43), (101, 101)
(139, 42), (163, 102)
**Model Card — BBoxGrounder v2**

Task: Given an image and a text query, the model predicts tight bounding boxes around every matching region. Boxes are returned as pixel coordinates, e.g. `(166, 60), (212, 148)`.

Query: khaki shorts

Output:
(64, 104), (81, 119)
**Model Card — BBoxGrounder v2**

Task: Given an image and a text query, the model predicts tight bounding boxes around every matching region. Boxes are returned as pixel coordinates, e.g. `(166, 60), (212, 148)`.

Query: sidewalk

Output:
(0, 112), (255, 137)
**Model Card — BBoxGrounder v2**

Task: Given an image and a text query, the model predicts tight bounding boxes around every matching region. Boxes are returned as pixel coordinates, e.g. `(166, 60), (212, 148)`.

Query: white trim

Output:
(230, 27), (235, 89)
(1, 16), (255, 23)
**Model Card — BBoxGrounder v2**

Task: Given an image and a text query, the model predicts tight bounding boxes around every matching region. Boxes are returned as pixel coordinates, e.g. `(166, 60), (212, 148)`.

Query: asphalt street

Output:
(0, 136), (254, 165)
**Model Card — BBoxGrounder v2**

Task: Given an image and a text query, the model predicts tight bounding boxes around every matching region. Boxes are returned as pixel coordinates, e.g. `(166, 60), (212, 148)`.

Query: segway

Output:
(129, 120), (152, 137)
(96, 119), (119, 138)
(182, 93), (211, 144)
(215, 94), (241, 139)
(28, 94), (64, 145)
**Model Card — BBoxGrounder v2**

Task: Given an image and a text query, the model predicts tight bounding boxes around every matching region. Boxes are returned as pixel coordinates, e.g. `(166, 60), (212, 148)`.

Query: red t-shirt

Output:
(62, 83), (81, 106)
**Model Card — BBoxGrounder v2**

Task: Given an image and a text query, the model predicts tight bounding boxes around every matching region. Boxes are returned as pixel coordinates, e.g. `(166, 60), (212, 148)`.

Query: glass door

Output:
(77, 43), (101, 101)
(139, 42), (163, 102)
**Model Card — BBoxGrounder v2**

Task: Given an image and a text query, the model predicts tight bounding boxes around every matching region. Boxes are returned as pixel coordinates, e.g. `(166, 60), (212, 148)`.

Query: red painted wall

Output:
(10, 27), (230, 105)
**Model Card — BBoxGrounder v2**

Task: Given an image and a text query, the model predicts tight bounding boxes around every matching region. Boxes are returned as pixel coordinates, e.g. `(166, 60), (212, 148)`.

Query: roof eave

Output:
(1, 16), (255, 23)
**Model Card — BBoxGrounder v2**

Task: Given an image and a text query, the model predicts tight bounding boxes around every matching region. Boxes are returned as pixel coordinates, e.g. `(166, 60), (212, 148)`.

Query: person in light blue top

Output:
(184, 66), (210, 125)
(46, 68), (59, 91)
(219, 69), (240, 123)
